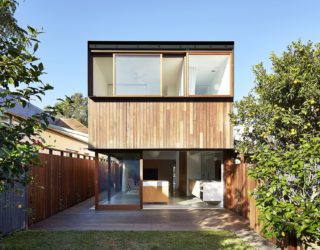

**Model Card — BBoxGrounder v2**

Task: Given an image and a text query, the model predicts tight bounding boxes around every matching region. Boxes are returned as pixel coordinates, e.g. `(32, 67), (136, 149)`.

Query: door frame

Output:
(94, 151), (143, 210)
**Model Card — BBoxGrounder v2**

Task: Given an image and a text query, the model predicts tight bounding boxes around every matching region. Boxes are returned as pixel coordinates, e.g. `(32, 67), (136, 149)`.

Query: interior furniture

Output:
(142, 180), (169, 203)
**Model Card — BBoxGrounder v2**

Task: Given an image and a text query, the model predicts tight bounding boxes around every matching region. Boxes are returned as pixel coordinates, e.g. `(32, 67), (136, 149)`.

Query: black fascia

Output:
(88, 41), (234, 51)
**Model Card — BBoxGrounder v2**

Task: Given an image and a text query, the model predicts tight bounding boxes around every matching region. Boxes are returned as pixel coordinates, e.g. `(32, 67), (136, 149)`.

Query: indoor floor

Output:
(143, 194), (222, 209)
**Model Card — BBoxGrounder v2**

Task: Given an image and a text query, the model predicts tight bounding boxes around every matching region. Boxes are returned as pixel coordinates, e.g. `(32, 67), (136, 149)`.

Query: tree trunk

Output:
(287, 232), (298, 250)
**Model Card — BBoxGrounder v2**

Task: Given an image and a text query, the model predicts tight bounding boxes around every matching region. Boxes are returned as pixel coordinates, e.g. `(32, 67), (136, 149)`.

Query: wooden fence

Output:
(224, 160), (292, 247)
(224, 160), (261, 233)
(0, 184), (26, 235)
(27, 150), (95, 225)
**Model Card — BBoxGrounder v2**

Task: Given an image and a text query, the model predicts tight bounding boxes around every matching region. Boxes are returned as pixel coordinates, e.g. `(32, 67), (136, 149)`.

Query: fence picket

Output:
(27, 152), (95, 225)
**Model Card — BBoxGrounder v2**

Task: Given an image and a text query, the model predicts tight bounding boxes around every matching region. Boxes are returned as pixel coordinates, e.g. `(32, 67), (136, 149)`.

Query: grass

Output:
(0, 230), (254, 250)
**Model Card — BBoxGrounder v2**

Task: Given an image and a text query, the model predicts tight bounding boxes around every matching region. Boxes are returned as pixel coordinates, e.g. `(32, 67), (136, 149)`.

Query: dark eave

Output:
(88, 41), (234, 51)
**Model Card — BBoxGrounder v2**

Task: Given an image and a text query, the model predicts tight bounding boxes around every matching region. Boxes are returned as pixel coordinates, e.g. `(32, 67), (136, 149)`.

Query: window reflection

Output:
(98, 154), (141, 205)
(115, 55), (161, 95)
(189, 55), (231, 95)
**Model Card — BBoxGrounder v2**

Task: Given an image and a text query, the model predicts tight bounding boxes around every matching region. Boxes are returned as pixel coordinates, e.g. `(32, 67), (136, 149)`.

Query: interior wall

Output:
(143, 160), (174, 193)
(93, 57), (113, 96)
(178, 151), (187, 195)
(218, 58), (231, 95)
(186, 151), (224, 196)
(162, 57), (184, 96)
(143, 151), (179, 190)
(186, 152), (201, 196)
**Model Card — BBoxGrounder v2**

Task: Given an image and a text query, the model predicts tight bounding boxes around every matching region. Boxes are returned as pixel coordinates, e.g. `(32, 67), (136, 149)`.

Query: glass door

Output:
(97, 153), (142, 209)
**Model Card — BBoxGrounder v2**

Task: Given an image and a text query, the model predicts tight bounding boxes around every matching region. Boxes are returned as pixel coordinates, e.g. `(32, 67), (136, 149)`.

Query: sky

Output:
(15, 0), (320, 108)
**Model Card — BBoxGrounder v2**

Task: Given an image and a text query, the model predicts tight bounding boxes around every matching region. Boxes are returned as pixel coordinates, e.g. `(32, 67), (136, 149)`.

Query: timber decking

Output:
(30, 197), (275, 250)
(30, 196), (248, 231)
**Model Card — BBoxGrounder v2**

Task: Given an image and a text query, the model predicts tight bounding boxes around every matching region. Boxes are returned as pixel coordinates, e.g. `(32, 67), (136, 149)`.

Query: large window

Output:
(188, 54), (231, 95)
(91, 52), (232, 97)
(115, 55), (161, 95)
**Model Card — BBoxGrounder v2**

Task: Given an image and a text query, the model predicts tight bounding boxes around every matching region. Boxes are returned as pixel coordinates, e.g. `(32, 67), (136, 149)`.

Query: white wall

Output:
(162, 57), (184, 96)
(93, 57), (113, 96)
(218, 57), (231, 95)
(186, 152), (201, 195)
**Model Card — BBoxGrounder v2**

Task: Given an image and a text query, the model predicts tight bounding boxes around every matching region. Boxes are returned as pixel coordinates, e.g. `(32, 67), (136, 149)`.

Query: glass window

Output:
(0, 113), (10, 124)
(98, 153), (141, 206)
(188, 55), (231, 95)
(115, 55), (161, 95)
(162, 56), (185, 96)
(93, 57), (113, 96)
(98, 159), (109, 204)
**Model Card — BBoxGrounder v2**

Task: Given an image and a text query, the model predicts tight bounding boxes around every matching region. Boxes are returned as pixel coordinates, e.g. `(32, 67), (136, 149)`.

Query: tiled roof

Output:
(1, 95), (55, 124)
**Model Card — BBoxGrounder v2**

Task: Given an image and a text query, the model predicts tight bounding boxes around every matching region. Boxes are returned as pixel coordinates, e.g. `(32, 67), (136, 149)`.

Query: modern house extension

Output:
(88, 41), (234, 210)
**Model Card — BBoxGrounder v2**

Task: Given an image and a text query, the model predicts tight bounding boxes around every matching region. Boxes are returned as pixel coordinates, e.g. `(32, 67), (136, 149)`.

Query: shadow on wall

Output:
(224, 160), (250, 218)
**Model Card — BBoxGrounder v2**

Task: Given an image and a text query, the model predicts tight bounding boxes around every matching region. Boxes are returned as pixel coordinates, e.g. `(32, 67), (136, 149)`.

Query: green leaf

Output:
(232, 40), (320, 246)
(38, 62), (44, 71)
(34, 42), (39, 52)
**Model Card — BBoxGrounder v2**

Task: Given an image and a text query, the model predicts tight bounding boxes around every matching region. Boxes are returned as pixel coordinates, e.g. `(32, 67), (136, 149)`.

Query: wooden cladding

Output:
(88, 100), (233, 149)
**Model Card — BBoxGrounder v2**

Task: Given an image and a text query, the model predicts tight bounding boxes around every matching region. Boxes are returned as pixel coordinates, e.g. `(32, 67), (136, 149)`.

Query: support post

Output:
(221, 161), (224, 208)
(140, 151), (143, 209)
(94, 152), (99, 209)
(107, 155), (111, 202)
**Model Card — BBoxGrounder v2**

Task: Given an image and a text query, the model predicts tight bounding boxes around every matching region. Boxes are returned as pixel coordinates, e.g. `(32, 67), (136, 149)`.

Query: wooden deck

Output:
(30, 197), (245, 231)
(30, 197), (275, 249)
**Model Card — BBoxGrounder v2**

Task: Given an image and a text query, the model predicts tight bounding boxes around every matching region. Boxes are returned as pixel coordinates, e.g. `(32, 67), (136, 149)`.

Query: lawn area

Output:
(0, 230), (254, 250)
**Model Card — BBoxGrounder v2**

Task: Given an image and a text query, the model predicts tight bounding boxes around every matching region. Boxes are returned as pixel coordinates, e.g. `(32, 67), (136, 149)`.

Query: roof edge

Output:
(88, 41), (234, 51)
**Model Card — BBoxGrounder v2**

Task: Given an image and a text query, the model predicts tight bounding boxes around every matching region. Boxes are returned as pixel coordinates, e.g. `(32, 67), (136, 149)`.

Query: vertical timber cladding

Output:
(88, 100), (233, 149)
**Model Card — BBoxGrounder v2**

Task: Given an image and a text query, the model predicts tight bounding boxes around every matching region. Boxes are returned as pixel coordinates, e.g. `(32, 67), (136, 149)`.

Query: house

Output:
(0, 101), (92, 156)
(54, 118), (88, 134)
(88, 41), (234, 210)
(42, 124), (90, 155)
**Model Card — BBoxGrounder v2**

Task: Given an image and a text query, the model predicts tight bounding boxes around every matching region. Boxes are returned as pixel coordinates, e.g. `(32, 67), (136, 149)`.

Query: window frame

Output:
(89, 50), (234, 98)
(162, 54), (186, 97)
(113, 53), (163, 97)
(186, 51), (234, 97)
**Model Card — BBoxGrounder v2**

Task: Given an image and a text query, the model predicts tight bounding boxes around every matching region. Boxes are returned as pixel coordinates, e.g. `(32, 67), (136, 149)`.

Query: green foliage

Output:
(0, 0), (56, 192)
(51, 93), (88, 126)
(231, 40), (320, 248)
(0, 0), (24, 39)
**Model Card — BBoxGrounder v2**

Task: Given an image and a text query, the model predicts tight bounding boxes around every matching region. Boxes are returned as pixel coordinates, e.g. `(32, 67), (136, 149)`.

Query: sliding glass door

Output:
(97, 153), (142, 208)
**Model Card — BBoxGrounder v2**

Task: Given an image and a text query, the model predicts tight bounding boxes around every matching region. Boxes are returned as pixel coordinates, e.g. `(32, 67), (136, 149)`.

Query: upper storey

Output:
(88, 41), (234, 98)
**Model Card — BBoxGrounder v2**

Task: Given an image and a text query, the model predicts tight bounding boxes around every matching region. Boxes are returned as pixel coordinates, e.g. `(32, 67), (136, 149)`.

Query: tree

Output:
(52, 93), (88, 126)
(0, 0), (24, 39)
(231, 40), (320, 248)
(0, 0), (56, 192)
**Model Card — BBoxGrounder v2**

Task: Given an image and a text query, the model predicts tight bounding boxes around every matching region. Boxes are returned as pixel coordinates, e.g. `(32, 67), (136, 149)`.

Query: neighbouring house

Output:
(42, 124), (90, 155)
(54, 118), (88, 134)
(88, 41), (234, 210)
(0, 100), (92, 156)
(0, 99), (96, 235)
